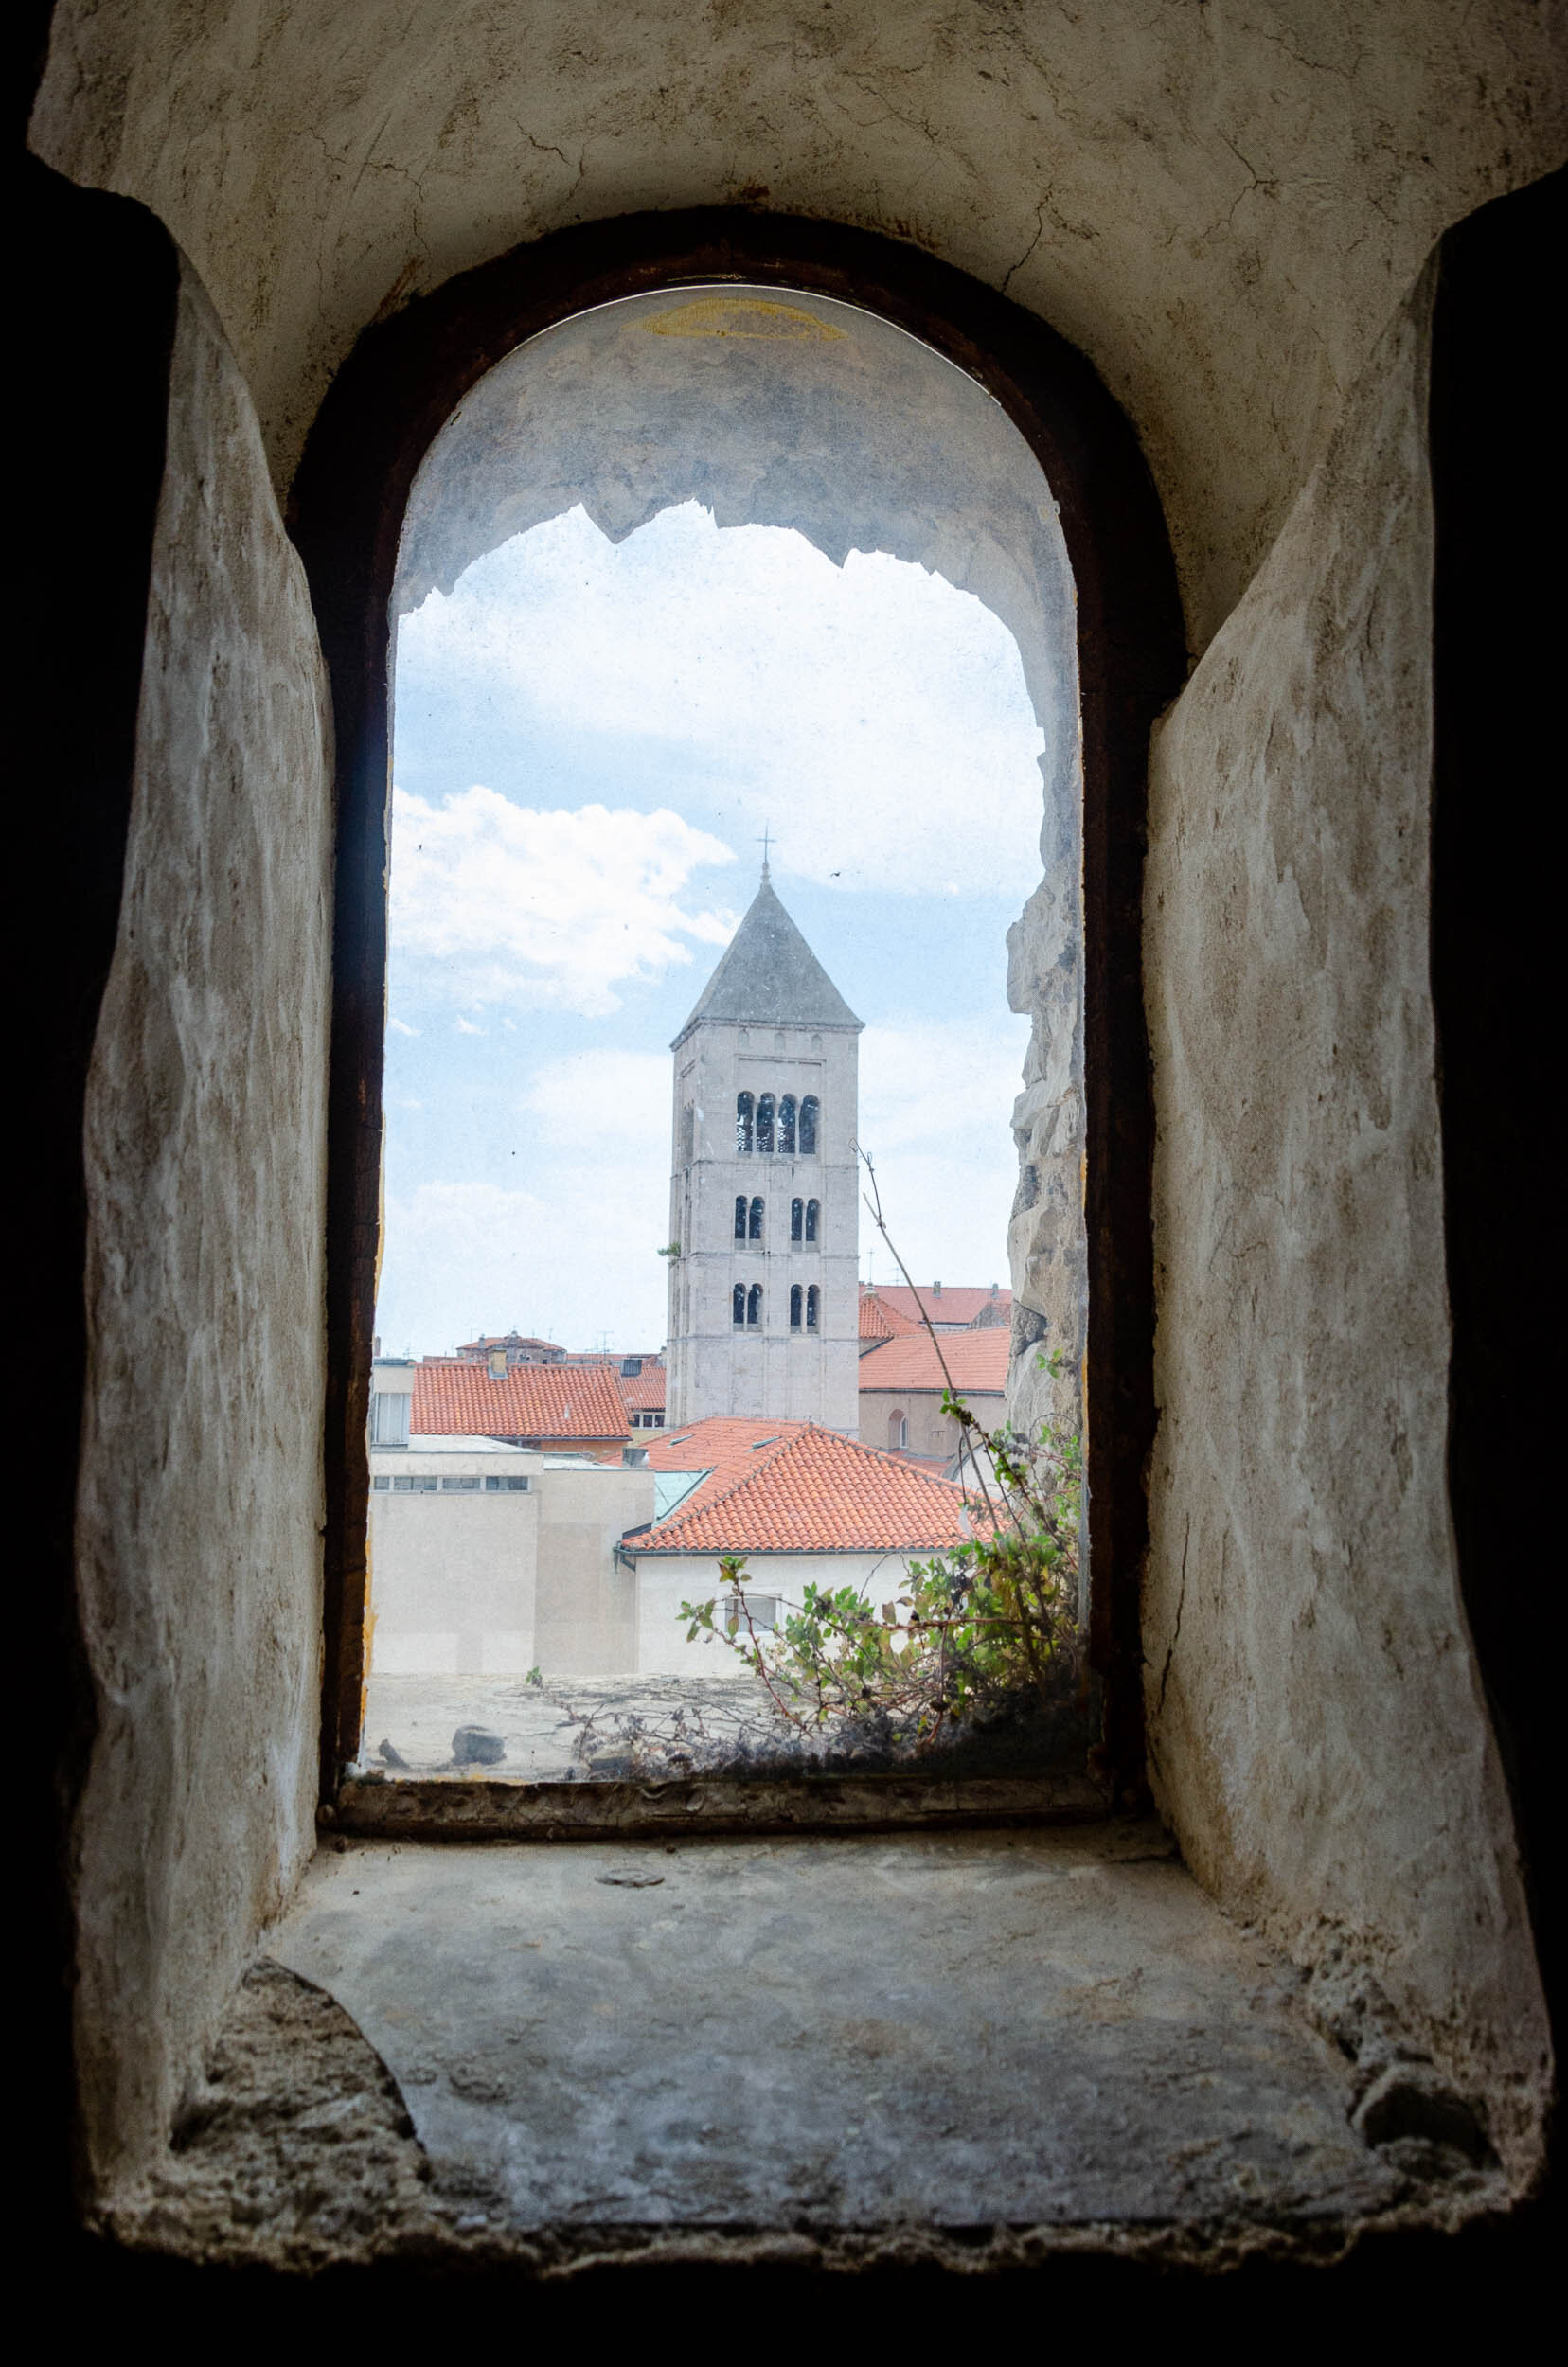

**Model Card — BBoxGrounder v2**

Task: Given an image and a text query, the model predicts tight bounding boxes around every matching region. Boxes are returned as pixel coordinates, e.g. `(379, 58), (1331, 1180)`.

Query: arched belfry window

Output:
(805, 1198), (820, 1243)
(732, 1284), (745, 1327)
(757, 1093), (775, 1154)
(791, 1197), (804, 1242)
(734, 1195), (747, 1240)
(749, 1196), (764, 1240)
(806, 1285), (820, 1330)
(799, 1096), (819, 1156)
(746, 1284), (763, 1327)
(790, 1284), (803, 1328)
(890, 1410), (908, 1450)
(778, 1095), (797, 1154)
(737, 1092), (754, 1154)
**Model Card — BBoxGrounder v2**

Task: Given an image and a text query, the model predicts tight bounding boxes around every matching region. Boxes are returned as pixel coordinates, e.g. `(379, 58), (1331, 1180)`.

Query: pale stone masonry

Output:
(666, 870), (862, 1430)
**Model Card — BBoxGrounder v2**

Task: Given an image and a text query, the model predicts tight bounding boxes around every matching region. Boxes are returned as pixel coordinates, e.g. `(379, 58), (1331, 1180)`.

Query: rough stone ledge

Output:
(330, 1770), (1111, 1842)
(94, 1950), (1516, 2282)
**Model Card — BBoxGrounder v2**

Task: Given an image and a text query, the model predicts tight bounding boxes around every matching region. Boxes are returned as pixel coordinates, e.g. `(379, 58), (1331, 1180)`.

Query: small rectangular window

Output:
(441, 1475), (481, 1491)
(371, 1474), (390, 1490)
(483, 1474), (530, 1491)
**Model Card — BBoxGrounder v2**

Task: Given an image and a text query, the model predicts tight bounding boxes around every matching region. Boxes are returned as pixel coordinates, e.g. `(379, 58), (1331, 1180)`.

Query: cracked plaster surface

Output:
(30, 2), (1566, 651)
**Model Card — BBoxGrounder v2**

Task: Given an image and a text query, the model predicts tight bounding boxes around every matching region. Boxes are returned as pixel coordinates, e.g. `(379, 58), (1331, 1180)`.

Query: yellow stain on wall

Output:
(644, 295), (846, 341)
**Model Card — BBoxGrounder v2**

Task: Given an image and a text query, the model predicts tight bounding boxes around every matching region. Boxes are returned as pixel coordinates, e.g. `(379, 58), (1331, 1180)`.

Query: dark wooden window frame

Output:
(290, 207), (1185, 1814)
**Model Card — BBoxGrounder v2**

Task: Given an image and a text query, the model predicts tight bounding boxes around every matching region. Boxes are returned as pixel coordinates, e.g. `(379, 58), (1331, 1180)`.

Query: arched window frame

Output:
(890, 1410), (908, 1450)
(732, 1284), (746, 1328)
(805, 1198), (819, 1243)
(778, 1095), (796, 1154)
(757, 1092), (775, 1154)
(791, 1197), (803, 1242)
(806, 1285), (820, 1331)
(736, 1092), (755, 1154)
(790, 1284), (803, 1328)
(746, 1283), (763, 1327)
(734, 1195), (747, 1240)
(301, 205), (1185, 1798)
(798, 1095), (819, 1156)
(749, 1195), (764, 1240)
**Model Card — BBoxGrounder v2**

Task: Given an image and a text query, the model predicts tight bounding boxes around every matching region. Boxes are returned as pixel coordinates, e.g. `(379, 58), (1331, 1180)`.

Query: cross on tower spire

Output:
(757, 824), (773, 883)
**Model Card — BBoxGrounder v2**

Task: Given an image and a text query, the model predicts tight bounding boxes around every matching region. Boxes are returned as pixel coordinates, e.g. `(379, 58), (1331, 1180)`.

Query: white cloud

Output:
(387, 788), (738, 1016)
(388, 1016), (419, 1036)
(395, 505), (1046, 899)
(523, 1050), (671, 1148)
(854, 1017), (1029, 1290)
(454, 1016), (484, 1034)
(377, 1172), (673, 1354)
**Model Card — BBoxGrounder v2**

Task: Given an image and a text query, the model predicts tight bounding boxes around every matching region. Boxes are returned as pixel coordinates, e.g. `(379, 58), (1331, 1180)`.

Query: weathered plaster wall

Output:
(28, 4), (1563, 653)
(1142, 261), (1550, 2174)
(74, 258), (334, 2184)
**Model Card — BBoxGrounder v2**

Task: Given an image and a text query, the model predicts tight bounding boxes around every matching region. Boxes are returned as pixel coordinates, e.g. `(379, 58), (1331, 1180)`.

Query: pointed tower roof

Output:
(673, 876), (863, 1047)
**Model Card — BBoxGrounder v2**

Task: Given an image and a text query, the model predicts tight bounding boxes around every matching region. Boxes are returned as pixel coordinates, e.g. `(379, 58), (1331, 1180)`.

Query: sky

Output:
(377, 500), (1047, 1356)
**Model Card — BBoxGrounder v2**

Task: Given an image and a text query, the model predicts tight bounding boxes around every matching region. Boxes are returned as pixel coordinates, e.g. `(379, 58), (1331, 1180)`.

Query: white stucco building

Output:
(665, 865), (863, 1431)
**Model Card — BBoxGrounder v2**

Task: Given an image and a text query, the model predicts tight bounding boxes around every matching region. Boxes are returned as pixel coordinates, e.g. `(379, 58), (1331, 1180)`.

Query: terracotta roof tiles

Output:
(412, 1360), (630, 1441)
(635, 1419), (974, 1555)
(856, 1328), (1011, 1396)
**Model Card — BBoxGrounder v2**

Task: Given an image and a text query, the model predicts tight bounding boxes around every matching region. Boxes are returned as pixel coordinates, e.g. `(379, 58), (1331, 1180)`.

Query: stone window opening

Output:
(30, 47), (1552, 2257)
(806, 1284), (820, 1330)
(731, 1283), (745, 1328)
(734, 1194), (747, 1240)
(778, 1094), (797, 1153)
(746, 1283), (763, 1327)
(757, 1092), (775, 1153)
(805, 1197), (820, 1244)
(798, 1094), (820, 1155)
(791, 1196), (804, 1242)
(736, 1090), (755, 1153)
(890, 1409), (909, 1450)
(790, 1284), (804, 1328)
(749, 1195), (764, 1241)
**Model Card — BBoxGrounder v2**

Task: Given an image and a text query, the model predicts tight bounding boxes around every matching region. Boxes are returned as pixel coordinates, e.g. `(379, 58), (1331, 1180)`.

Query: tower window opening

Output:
(736, 1091), (755, 1153)
(790, 1284), (803, 1328)
(890, 1410), (908, 1450)
(805, 1198), (820, 1243)
(757, 1093), (775, 1153)
(806, 1285), (820, 1330)
(747, 1284), (764, 1327)
(791, 1196), (804, 1242)
(749, 1195), (765, 1240)
(732, 1284), (746, 1327)
(799, 1095), (819, 1155)
(779, 1095), (797, 1153)
(734, 1195), (747, 1240)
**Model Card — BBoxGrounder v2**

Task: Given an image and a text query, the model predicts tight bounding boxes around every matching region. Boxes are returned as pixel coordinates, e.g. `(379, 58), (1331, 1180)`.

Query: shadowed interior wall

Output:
(73, 258), (334, 2182)
(1142, 261), (1549, 2172)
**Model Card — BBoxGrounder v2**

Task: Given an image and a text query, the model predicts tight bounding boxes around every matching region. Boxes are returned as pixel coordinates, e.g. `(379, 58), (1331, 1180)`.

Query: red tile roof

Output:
(617, 1363), (667, 1413)
(856, 1328), (1011, 1396)
(412, 1359), (630, 1441)
(634, 1419), (975, 1555)
(866, 1284), (1011, 1328)
(455, 1333), (563, 1357)
(644, 1416), (799, 1522)
(858, 1290), (924, 1342)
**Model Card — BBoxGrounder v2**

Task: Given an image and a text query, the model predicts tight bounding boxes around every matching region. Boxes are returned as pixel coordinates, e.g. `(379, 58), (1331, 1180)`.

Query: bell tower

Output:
(666, 863), (863, 1430)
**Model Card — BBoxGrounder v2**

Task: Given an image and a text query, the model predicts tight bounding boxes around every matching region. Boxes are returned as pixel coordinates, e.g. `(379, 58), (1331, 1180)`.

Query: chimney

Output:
(932, 1280), (942, 1298)
(487, 1348), (507, 1379)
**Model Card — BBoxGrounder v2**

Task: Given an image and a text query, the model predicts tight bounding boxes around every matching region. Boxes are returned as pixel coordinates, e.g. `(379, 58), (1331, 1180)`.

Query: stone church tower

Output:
(666, 867), (863, 1430)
